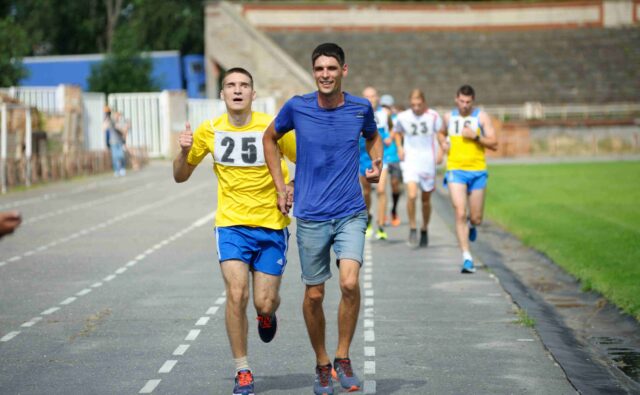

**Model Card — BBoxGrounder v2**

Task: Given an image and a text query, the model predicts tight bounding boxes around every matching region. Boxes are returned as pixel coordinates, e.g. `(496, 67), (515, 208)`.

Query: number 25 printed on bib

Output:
(213, 131), (265, 167)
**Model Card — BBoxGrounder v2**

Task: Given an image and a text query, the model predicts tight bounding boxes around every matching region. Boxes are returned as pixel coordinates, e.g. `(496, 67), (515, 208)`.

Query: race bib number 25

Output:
(213, 131), (265, 167)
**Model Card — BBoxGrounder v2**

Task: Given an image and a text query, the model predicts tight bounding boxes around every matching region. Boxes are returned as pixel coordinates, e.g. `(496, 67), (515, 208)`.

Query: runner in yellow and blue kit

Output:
(438, 85), (498, 274)
(173, 68), (296, 395)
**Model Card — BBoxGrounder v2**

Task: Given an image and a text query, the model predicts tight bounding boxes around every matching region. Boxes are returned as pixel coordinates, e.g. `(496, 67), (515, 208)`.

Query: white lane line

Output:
(364, 330), (375, 343)
(136, 254), (146, 260)
(1, 210), (218, 345)
(185, 330), (201, 341)
(115, 267), (127, 274)
(60, 297), (77, 305)
(41, 307), (60, 315)
(517, 338), (535, 342)
(364, 361), (376, 375)
(0, 175), (155, 211)
(21, 317), (42, 327)
(0, 262), (6, 267)
(1, 331), (21, 342)
(1, 183), (207, 269)
(214, 297), (226, 305)
(139, 379), (161, 394)
(126, 260), (138, 267)
(173, 344), (190, 356)
(158, 360), (178, 374)
(24, 251), (35, 257)
(140, 290), (222, 394)
(23, 182), (155, 225)
(363, 380), (377, 394)
(363, 239), (376, 392)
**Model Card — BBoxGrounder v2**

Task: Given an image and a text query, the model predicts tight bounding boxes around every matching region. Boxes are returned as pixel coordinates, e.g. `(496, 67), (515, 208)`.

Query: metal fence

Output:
(186, 97), (277, 129)
(0, 86), (64, 114)
(108, 92), (167, 157)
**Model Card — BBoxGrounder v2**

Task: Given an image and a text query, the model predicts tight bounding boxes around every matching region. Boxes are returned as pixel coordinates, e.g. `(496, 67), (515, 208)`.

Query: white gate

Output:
(107, 92), (168, 157)
(186, 97), (277, 128)
(83, 92), (106, 150)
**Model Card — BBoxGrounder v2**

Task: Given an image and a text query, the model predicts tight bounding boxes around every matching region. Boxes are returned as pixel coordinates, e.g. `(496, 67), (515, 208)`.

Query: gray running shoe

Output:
(314, 364), (334, 395)
(332, 358), (361, 392)
(407, 228), (418, 247)
(419, 230), (428, 247)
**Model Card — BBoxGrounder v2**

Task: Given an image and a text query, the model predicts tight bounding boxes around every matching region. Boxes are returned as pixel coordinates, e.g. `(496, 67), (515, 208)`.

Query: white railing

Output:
(475, 102), (640, 121)
(108, 92), (167, 157)
(186, 97), (277, 128)
(82, 92), (106, 151)
(1, 103), (33, 193)
(0, 86), (64, 114)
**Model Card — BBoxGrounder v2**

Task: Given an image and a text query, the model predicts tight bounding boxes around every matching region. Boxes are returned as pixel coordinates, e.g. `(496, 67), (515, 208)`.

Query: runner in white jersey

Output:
(394, 89), (443, 248)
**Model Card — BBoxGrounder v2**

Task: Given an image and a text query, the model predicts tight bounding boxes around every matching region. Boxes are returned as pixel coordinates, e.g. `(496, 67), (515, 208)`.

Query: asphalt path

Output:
(0, 161), (576, 394)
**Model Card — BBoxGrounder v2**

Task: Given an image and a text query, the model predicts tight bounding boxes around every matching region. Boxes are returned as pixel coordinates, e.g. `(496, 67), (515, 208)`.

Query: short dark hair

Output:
(223, 67), (254, 87)
(311, 43), (345, 67)
(457, 85), (475, 98)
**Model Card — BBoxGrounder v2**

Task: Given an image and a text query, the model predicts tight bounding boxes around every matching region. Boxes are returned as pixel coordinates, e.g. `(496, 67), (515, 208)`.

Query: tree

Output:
(0, 18), (29, 86)
(88, 25), (158, 94)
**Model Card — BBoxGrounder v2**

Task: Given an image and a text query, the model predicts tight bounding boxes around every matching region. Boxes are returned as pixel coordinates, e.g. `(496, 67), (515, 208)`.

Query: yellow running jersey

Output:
(446, 108), (486, 171)
(187, 112), (296, 229)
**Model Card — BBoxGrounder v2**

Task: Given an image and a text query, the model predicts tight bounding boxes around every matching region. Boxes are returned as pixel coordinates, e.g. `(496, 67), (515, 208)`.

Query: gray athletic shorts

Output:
(387, 162), (403, 182)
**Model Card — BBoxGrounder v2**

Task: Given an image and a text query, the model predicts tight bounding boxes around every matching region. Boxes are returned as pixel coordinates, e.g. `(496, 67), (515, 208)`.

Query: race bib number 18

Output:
(213, 131), (265, 167)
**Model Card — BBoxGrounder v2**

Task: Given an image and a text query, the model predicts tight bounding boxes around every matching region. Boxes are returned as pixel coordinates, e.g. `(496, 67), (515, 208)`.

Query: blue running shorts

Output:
(215, 226), (289, 276)
(443, 170), (488, 192)
(296, 210), (367, 285)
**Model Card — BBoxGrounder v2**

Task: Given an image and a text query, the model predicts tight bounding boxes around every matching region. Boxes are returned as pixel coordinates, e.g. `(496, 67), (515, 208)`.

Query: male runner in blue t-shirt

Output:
(264, 43), (382, 395)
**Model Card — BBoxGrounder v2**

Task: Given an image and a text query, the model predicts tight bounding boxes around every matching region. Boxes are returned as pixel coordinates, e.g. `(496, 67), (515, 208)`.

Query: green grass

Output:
(515, 308), (536, 328)
(486, 161), (640, 321)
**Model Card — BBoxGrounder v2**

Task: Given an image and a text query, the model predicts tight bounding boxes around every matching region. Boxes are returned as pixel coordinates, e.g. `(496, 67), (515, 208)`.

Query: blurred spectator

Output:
(104, 107), (127, 177)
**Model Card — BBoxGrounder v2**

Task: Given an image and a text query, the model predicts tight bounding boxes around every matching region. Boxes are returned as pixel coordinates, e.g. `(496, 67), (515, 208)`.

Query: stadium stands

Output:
(266, 27), (640, 107)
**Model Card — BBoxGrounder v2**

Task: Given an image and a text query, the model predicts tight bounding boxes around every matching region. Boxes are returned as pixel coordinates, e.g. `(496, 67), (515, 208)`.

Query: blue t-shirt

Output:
(275, 91), (378, 221)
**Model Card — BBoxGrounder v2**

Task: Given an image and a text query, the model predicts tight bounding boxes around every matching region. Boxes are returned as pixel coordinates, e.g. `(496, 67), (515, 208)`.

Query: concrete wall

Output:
(241, 1), (637, 31)
(204, 1), (314, 104)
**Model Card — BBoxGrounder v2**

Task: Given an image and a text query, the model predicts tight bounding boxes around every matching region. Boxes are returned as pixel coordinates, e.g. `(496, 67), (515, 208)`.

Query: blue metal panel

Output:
(20, 51), (185, 91)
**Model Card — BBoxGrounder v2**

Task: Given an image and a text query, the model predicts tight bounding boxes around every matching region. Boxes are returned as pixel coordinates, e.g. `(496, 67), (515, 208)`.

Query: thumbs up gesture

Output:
(179, 122), (193, 154)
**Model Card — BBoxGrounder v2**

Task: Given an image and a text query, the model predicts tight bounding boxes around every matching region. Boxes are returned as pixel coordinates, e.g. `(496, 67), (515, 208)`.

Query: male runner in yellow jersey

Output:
(437, 85), (497, 274)
(173, 67), (296, 395)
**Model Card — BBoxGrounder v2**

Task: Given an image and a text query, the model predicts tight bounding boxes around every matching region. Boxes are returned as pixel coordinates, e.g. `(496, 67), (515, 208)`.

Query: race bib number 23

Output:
(213, 131), (265, 167)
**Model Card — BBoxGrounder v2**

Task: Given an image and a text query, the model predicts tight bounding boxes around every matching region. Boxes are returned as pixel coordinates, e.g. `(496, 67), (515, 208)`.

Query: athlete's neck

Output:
(317, 91), (345, 109)
(459, 107), (474, 117)
(227, 109), (252, 128)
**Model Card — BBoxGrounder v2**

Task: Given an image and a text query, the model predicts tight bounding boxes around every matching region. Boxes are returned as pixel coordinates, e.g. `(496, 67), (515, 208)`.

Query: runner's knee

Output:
(255, 294), (279, 316)
(227, 285), (249, 308)
(470, 213), (483, 226)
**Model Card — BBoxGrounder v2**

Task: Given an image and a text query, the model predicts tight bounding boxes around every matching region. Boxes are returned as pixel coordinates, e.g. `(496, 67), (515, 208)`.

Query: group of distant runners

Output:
(173, 42), (497, 395)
